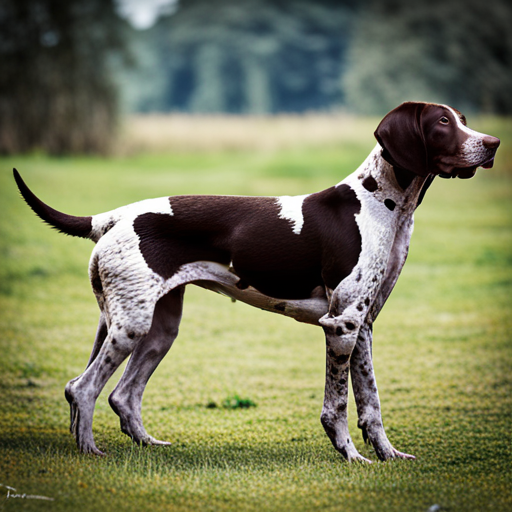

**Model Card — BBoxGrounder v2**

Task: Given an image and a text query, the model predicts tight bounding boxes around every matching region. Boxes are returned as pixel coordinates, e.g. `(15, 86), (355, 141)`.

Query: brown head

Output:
(374, 102), (500, 179)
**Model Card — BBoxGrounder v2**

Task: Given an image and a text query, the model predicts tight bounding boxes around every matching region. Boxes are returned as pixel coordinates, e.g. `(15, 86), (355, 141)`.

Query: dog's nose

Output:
(483, 136), (500, 149)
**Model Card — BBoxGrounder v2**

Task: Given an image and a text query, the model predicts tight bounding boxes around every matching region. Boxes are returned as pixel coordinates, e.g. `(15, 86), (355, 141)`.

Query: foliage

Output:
(222, 395), (257, 409)
(2, 0), (512, 157)
(0, 115), (511, 510)
(123, 0), (359, 114)
(0, 0), (129, 155)
(343, 0), (512, 114)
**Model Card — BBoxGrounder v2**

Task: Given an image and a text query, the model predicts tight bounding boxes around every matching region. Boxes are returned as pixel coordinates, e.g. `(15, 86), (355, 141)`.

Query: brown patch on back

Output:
(135, 187), (362, 300)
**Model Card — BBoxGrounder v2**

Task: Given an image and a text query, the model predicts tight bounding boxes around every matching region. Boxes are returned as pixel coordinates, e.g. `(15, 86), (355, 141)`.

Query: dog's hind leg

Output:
(86, 312), (108, 368)
(64, 304), (158, 454)
(108, 287), (185, 446)
(63, 312), (108, 445)
(351, 323), (415, 461)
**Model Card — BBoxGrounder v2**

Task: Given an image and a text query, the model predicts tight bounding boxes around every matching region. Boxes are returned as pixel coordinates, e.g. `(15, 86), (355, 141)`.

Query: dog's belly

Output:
(229, 264), (322, 299)
(168, 261), (328, 325)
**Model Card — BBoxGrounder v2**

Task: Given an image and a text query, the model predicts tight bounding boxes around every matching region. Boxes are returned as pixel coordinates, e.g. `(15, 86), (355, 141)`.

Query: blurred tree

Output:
(123, 0), (360, 114)
(343, 0), (512, 114)
(0, 0), (129, 154)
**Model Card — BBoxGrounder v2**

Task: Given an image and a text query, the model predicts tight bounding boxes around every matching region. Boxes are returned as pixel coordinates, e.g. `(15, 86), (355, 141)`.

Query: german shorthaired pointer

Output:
(14, 102), (500, 461)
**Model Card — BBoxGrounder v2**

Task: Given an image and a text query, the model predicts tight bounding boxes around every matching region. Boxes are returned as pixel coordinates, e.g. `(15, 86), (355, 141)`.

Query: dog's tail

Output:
(14, 168), (94, 240)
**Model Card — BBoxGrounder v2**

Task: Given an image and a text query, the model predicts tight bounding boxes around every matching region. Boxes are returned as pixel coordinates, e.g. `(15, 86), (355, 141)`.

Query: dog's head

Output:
(374, 102), (500, 179)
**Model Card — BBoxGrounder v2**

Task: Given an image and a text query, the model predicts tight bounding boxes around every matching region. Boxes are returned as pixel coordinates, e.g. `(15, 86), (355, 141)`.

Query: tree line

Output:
(1, 0), (511, 154)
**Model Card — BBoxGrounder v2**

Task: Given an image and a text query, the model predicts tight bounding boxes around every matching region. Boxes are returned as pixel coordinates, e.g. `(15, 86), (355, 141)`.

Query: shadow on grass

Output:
(0, 427), (342, 474)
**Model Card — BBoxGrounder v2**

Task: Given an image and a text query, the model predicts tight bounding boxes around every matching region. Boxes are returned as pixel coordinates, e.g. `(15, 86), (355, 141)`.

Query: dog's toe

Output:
(390, 449), (416, 460)
(350, 454), (373, 464)
(142, 436), (172, 447)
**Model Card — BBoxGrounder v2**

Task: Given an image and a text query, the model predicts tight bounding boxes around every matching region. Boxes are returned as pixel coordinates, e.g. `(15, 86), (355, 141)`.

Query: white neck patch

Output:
(276, 194), (309, 235)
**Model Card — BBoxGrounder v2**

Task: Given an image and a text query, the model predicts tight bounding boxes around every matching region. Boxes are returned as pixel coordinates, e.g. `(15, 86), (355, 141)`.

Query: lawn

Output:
(0, 115), (511, 511)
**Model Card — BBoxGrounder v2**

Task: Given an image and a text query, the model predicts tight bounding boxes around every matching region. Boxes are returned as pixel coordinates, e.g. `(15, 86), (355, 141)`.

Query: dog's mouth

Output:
(439, 157), (495, 179)
(480, 157), (495, 169)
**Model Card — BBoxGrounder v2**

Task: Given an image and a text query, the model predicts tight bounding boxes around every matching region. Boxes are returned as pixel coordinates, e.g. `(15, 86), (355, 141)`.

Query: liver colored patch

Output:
(135, 187), (362, 300)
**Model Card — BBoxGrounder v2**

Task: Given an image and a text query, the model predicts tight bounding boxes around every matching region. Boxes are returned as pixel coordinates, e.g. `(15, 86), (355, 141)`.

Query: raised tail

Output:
(14, 168), (93, 239)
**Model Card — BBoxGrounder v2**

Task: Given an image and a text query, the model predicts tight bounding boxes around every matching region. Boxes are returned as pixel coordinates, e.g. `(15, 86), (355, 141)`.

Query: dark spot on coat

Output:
(384, 199), (396, 211)
(102, 219), (116, 235)
(236, 279), (249, 290)
(362, 175), (378, 192)
(128, 331), (135, 339)
(111, 338), (116, 345)
(336, 326), (343, 336)
(345, 322), (356, 331)
(357, 303), (363, 311)
(331, 367), (338, 375)
(355, 269), (362, 282)
(92, 275), (103, 293)
(274, 302), (286, 312)
(335, 354), (350, 365)
(105, 356), (111, 364)
(364, 298), (370, 306)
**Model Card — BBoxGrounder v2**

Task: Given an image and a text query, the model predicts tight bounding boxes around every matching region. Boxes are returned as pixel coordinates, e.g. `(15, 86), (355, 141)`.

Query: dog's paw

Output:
(374, 443), (415, 461)
(65, 382), (105, 455)
(349, 453), (373, 464)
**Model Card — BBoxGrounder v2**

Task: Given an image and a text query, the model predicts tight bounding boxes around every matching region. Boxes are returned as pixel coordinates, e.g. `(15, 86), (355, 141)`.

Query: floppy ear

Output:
(374, 102), (430, 177)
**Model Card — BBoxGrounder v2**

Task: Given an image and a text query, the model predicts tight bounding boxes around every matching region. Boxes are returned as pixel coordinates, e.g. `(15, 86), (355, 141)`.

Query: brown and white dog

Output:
(14, 102), (500, 461)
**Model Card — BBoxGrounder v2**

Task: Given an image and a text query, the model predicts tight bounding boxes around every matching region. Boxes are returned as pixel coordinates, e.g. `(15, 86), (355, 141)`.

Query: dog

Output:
(14, 102), (500, 461)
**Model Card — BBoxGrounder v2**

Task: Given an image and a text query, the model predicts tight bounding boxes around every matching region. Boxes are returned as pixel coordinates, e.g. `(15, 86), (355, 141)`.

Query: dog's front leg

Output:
(319, 306), (371, 463)
(351, 323), (415, 461)
(349, 217), (416, 460)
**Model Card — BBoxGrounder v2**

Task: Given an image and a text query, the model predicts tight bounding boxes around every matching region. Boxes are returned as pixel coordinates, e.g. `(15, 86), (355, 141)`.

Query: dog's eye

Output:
(440, 116), (449, 125)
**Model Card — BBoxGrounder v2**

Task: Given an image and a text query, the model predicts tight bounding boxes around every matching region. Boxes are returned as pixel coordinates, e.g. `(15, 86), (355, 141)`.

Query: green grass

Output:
(0, 117), (511, 511)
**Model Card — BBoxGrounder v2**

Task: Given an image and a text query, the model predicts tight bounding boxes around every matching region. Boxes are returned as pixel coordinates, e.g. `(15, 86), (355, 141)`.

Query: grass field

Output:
(0, 115), (511, 511)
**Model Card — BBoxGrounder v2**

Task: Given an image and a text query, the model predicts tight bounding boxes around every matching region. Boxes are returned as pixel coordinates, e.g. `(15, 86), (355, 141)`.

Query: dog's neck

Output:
(349, 144), (432, 214)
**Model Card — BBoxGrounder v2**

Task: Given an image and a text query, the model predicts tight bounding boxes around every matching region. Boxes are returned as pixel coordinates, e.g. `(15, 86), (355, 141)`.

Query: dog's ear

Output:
(374, 102), (430, 177)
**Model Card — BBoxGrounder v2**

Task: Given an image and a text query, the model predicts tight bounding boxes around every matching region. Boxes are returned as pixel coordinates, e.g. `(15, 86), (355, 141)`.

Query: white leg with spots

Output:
(319, 312), (371, 463)
(108, 287), (185, 446)
(65, 327), (143, 454)
(351, 323), (415, 461)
